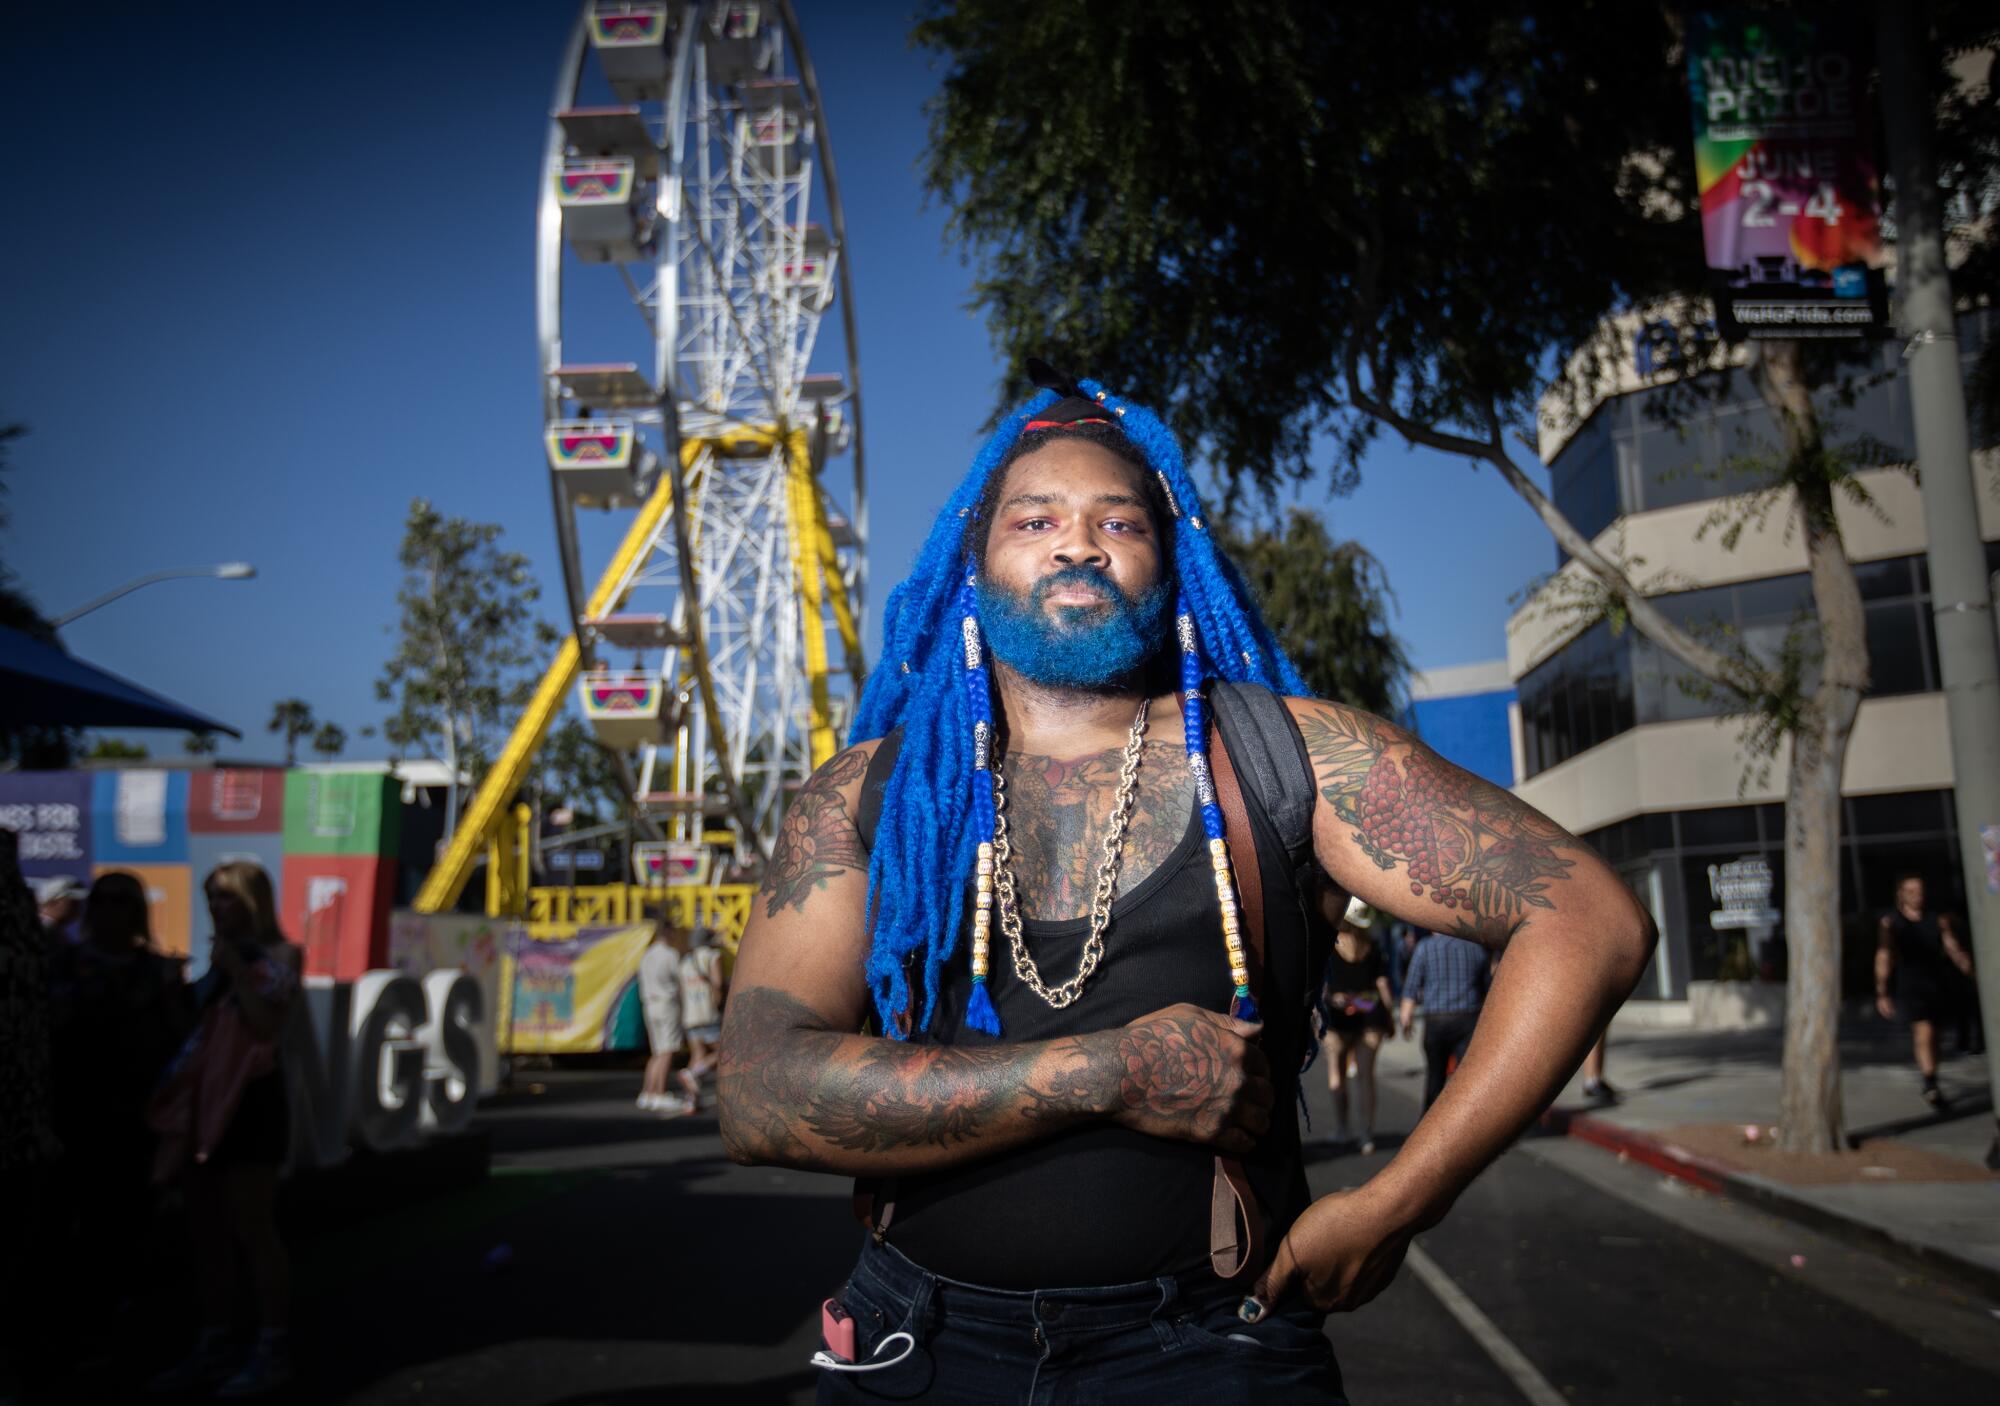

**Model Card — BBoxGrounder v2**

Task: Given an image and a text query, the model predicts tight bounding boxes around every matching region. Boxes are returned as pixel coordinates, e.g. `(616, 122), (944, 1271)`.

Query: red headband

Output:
(1021, 416), (1112, 432)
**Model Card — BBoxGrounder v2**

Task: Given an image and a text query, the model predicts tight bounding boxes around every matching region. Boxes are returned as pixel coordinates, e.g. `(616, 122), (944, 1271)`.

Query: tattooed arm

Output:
(718, 742), (1273, 1175)
(1249, 700), (1656, 1315)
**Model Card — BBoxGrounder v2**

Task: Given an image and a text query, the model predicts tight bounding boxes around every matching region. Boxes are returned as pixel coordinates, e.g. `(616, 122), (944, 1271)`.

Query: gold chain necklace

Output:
(989, 697), (1149, 1009)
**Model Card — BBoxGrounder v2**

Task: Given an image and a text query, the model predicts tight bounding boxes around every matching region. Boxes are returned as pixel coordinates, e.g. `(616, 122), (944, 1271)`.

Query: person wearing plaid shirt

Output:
(1397, 932), (1491, 1110)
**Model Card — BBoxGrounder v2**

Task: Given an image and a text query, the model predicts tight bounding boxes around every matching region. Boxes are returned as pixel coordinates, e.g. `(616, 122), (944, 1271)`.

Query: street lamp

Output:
(52, 563), (258, 628)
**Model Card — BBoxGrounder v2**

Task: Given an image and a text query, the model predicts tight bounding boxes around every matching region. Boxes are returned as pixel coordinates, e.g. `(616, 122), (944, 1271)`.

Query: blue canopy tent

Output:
(0, 624), (240, 736)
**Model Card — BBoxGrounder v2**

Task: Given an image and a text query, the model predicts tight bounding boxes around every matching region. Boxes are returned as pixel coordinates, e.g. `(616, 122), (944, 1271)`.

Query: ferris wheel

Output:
(417, 0), (864, 911)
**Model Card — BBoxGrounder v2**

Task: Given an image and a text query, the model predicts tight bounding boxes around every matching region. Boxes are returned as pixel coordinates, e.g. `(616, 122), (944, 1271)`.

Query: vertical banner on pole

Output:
(1687, 12), (1888, 339)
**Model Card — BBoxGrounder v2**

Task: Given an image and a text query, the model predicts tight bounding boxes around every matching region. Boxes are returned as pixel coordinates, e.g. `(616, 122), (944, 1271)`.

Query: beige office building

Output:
(1507, 310), (1998, 1009)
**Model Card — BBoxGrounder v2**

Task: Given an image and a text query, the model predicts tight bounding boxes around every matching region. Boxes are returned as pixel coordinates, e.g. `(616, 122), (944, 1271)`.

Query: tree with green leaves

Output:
(1216, 511), (1409, 717)
(311, 722), (347, 762)
(376, 499), (557, 840)
(916, 0), (1999, 1152)
(533, 713), (627, 825)
(183, 732), (219, 758)
(84, 737), (149, 762)
(267, 699), (316, 767)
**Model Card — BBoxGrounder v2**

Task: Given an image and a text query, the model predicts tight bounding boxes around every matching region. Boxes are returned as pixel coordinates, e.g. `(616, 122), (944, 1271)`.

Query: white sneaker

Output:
(637, 1093), (661, 1111)
(655, 1093), (695, 1117)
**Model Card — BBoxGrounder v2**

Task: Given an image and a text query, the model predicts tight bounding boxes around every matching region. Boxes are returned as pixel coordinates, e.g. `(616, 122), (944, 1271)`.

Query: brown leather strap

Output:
(1209, 1150), (1261, 1280)
(1205, 714), (1266, 1283)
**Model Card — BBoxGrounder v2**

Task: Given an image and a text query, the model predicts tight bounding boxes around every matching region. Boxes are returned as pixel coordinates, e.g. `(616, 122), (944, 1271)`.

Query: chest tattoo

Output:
(998, 740), (1193, 921)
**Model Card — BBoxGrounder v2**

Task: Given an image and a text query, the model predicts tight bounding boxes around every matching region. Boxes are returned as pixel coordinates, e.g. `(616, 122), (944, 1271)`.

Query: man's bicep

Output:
(731, 741), (878, 1030)
(1287, 697), (1621, 946)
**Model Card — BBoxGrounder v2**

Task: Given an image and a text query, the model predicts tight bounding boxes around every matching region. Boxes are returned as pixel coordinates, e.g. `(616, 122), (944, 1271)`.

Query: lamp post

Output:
(52, 563), (257, 628)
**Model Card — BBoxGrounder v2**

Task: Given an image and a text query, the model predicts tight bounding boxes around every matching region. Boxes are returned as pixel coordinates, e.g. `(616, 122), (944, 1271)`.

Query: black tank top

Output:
(1886, 910), (1948, 991)
(856, 725), (1321, 1290)
(1324, 939), (1383, 995)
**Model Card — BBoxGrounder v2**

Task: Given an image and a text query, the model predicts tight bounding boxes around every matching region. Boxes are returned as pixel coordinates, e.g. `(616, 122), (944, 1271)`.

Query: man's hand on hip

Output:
(1244, 1183), (1416, 1316)
(1104, 1003), (1272, 1156)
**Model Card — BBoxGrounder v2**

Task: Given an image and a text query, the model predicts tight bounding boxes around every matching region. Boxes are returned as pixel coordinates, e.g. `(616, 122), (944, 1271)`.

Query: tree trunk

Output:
(1761, 340), (1869, 1155)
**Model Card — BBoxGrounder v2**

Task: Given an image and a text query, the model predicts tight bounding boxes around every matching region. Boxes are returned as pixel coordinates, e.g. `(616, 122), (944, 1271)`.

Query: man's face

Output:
(977, 439), (1169, 688)
(1898, 877), (1925, 910)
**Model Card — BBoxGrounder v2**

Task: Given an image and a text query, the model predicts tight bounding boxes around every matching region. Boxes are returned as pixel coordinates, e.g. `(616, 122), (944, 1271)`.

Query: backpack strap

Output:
(855, 728), (903, 855)
(1209, 681), (1316, 874)
(1206, 720), (1267, 1283)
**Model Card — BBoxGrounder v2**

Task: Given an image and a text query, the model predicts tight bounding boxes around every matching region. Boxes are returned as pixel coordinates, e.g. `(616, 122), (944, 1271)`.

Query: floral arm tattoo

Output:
(1294, 700), (1587, 944)
(717, 990), (1260, 1173)
(718, 986), (1118, 1172)
(759, 745), (871, 918)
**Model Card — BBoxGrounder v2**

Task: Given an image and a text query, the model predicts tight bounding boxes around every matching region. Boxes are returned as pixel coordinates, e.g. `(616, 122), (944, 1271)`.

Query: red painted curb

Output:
(1539, 1104), (2000, 1300)
(1539, 1107), (1729, 1195)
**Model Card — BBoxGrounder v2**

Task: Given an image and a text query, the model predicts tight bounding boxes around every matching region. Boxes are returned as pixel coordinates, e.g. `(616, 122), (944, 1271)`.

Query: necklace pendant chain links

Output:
(992, 697), (1150, 1010)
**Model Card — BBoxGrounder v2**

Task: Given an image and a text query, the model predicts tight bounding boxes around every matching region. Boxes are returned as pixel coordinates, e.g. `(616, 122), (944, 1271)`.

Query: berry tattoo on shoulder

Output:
(1297, 702), (1582, 936)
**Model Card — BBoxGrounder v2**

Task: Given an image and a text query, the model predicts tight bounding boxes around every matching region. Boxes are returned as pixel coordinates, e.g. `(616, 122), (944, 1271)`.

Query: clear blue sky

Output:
(0, 1), (1555, 761)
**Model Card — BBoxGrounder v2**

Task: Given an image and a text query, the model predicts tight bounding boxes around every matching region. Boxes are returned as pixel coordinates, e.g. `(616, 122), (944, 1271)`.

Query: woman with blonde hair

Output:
(149, 861), (301, 1398)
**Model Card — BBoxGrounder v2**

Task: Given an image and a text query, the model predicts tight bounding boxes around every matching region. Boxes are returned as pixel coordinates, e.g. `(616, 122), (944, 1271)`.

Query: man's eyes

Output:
(1015, 517), (1140, 532)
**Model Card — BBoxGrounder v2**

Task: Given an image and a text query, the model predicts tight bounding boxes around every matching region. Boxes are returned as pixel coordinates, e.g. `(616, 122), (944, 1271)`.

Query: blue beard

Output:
(974, 565), (1173, 690)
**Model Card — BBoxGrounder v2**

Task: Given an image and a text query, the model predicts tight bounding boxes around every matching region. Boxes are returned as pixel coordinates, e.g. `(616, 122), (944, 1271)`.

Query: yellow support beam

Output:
(810, 472), (862, 681)
(782, 427), (839, 770)
(413, 454), (689, 914)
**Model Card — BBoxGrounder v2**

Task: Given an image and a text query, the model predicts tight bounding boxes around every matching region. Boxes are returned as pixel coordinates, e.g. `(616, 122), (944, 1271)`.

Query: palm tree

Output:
(267, 699), (316, 767)
(311, 722), (347, 762)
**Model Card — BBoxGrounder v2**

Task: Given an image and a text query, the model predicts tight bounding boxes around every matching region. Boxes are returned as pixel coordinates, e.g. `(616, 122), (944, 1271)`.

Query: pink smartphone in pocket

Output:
(821, 1298), (856, 1362)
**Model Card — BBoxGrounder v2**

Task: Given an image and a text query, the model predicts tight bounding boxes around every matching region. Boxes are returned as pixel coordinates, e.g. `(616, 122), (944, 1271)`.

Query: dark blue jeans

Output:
(816, 1234), (1348, 1404)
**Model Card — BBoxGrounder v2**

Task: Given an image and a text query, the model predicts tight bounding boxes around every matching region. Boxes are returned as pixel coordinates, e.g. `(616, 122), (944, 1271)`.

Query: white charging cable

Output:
(811, 1330), (916, 1374)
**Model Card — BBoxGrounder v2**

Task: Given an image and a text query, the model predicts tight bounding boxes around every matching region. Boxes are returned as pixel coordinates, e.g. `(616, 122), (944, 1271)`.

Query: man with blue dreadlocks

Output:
(719, 364), (1657, 1403)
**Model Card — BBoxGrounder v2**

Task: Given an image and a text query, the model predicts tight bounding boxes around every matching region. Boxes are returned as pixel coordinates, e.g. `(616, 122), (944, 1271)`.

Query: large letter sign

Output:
(288, 968), (489, 1164)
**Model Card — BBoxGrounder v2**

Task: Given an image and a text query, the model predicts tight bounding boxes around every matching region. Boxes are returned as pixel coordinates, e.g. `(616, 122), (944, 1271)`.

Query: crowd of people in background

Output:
(0, 836), (302, 1399)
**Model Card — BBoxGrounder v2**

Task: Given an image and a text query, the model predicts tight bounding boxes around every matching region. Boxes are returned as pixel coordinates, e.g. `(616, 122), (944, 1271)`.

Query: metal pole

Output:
(1878, 0), (2000, 1168)
(52, 563), (256, 627)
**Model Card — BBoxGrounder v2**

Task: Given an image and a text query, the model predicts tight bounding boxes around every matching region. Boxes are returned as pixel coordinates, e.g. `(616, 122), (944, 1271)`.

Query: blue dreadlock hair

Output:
(847, 371), (1309, 1038)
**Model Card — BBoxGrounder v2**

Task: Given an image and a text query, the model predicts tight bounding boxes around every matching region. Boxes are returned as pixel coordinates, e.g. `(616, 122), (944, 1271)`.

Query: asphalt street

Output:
(91, 1057), (2000, 1405)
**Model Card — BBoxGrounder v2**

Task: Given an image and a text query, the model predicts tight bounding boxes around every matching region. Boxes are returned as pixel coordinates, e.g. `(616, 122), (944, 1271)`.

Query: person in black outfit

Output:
(716, 372), (1656, 1403)
(1314, 882), (1396, 1152)
(1876, 874), (1975, 1108)
(46, 871), (190, 1364)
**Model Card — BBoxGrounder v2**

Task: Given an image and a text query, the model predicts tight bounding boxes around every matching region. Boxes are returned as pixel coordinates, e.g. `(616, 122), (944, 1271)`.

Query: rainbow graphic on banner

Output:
(1686, 12), (1886, 339)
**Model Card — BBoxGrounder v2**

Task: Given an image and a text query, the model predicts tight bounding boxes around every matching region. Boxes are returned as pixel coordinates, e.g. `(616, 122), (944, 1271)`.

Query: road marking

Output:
(1405, 1244), (1568, 1406)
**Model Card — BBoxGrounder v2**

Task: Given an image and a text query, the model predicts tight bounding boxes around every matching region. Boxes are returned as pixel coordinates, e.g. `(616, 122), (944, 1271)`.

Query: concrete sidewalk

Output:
(1378, 1012), (2000, 1294)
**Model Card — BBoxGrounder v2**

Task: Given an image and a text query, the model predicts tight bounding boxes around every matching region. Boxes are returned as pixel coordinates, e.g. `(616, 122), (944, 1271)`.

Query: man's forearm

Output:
(718, 985), (1121, 1175)
(1370, 914), (1652, 1228)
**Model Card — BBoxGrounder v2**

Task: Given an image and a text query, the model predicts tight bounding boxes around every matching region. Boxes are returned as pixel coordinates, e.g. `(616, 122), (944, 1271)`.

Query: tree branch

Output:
(1341, 344), (1771, 696)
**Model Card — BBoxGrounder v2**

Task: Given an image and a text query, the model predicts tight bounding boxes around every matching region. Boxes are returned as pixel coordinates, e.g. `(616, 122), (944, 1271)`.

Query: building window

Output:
(1521, 551), (1969, 779)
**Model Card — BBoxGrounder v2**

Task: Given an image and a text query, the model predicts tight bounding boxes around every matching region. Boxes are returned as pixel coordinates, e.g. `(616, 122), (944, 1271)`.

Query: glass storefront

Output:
(1581, 790), (1963, 1000)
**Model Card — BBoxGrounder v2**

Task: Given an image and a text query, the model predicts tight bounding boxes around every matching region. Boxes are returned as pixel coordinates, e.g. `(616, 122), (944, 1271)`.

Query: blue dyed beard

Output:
(974, 565), (1173, 690)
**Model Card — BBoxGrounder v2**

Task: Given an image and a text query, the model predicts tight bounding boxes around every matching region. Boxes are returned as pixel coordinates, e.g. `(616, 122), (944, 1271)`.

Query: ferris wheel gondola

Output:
(415, 0), (864, 913)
